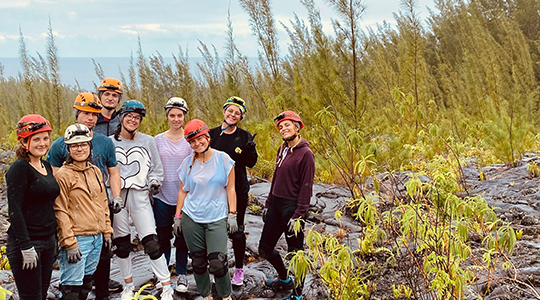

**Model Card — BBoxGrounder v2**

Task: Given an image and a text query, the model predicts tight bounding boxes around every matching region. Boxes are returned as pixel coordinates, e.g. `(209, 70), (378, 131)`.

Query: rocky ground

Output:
(2, 153), (540, 299)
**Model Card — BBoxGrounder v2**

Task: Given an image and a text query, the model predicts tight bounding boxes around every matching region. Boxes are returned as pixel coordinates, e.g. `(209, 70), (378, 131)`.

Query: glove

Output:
(111, 196), (123, 214)
(262, 208), (268, 223)
(67, 246), (82, 264)
(173, 216), (182, 237)
(246, 133), (257, 150)
(21, 247), (38, 270)
(149, 179), (161, 196)
(103, 236), (112, 253)
(287, 218), (300, 234)
(227, 214), (238, 234)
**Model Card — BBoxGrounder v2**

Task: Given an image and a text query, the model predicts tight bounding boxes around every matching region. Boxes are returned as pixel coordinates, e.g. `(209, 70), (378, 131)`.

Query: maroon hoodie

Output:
(266, 139), (315, 219)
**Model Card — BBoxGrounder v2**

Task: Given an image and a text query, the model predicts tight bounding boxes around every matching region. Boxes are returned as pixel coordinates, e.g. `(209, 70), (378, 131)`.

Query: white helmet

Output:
(64, 123), (92, 144)
(164, 97), (189, 114)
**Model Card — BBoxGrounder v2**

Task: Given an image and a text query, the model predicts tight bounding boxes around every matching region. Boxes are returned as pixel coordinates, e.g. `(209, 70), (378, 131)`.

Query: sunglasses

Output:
(186, 125), (209, 140)
(274, 112), (300, 122)
(226, 97), (246, 110)
(16, 121), (48, 134)
(65, 129), (90, 141)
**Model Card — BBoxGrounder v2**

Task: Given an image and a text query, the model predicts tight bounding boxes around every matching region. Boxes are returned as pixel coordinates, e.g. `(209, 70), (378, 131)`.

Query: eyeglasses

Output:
(124, 114), (141, 121)
(69, 143), (90, 150)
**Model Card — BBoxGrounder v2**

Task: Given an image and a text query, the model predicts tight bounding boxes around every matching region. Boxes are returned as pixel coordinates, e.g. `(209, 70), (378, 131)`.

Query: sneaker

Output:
(174, 274), (188, 293)
(120, 285), (135, 300)
(161, 287), (174, 300)
(283, 293), (302, 300)
(265, 277), (294, 291)
(231, 268), (244, 286)
(109, 279), (123, 293)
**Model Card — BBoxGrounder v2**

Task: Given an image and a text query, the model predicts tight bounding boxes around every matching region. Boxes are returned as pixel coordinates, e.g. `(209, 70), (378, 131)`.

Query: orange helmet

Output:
(16, 114), (52, 140)
(73, 92), (102, 113)
(184, 119), (209, 142)
(98, 78), (123, 94)
(274, 110), (304, 129)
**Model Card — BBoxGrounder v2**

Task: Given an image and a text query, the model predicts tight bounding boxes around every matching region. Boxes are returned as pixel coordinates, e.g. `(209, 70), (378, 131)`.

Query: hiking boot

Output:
(109, 279), (123, 293)
(161, 287), (174, 300)
(231, 268), (244, 286)
(265, 277), (294, 291)
(175, 274), (188, 293)
(120, 285), (135, 300)
(283, 293), (302, 300)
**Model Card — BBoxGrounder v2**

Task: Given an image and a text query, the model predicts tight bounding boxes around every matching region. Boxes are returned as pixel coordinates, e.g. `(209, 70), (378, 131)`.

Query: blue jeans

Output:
(58, 234), (103, 286)
(153, 198), (189, 275)
(7, 234), (56, 300)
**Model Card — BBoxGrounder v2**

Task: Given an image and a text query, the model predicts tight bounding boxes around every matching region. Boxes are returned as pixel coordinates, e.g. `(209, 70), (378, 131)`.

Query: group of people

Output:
(5, 77), (315, 300)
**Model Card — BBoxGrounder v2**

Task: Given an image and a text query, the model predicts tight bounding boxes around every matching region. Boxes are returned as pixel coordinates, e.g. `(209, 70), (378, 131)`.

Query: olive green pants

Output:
(181, 214), (231, 298)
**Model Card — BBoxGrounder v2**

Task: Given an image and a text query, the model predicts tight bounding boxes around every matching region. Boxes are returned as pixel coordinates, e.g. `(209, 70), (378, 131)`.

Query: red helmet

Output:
(184, 119), (209, 142)
(16, 114), (52, 140)
(274, 110), (304, 129)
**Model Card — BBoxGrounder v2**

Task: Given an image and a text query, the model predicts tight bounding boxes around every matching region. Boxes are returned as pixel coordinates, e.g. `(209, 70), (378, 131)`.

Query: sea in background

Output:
(0, 57), (213, 91)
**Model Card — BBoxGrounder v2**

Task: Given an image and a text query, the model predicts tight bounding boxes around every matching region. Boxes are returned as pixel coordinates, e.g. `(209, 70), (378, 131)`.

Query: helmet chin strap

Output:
(220, 120), (236, 135)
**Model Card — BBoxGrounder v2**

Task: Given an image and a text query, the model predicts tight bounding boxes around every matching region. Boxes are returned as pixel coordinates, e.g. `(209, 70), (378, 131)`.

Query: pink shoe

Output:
(231, 268), (244, 286)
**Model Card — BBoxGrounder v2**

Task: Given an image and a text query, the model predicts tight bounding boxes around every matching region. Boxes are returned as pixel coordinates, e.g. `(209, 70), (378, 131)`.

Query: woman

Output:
(54, 123), (113, 300)
(258, 111), (315, 300)
(209, 96), (257, 286)
(153, 97), (192, 293)
(6, 114), (60, 300)
(173, 119), (238, 300)
(110, 100), (174, 300)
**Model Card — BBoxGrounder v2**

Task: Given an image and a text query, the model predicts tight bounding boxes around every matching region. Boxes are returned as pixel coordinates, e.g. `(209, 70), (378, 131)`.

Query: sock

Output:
(163, 284), (173, 291)
(280, 278), (291, 283)
(125, 282), (134, 287)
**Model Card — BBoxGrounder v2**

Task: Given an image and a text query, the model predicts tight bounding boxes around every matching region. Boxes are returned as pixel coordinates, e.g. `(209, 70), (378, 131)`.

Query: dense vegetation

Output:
(1, 0), (539, 298)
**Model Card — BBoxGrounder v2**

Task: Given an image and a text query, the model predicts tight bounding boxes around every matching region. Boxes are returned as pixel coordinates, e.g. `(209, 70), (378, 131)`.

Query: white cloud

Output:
(0, 36), (5, 42)
(120, 24), (168, 34)
(0, 0), (31, 8)
(40, 31), (66, 39)
(68, 12), (77, 21)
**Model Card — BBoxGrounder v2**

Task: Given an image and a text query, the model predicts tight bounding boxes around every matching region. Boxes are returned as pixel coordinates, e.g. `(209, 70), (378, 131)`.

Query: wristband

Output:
(175, 214), (182, 218)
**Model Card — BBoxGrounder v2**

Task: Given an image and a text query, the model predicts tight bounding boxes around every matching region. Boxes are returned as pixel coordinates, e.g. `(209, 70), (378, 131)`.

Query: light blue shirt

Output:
(178, 150), (234, 223)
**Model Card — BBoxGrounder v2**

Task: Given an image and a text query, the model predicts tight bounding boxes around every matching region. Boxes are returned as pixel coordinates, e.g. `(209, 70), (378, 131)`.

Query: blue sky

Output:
(0, 0), (434, 58)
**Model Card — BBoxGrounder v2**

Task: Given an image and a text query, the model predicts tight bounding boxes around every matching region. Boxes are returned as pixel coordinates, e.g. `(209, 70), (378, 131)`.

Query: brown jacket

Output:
(54, 161), (113, 250)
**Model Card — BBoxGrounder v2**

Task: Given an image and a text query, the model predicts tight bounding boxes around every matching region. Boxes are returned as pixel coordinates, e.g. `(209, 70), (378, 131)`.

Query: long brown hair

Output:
(15, 138), (30, 162)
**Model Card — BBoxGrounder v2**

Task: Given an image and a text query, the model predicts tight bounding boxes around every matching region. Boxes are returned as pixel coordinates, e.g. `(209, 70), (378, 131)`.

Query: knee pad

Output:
(208, 252), (228, 278)
(141, 234), (162, 260)
(190, 250), (208, 275)
(113, 235), (131, 258)
(156, 227), (173, 250)
(230, 227), (246, 242)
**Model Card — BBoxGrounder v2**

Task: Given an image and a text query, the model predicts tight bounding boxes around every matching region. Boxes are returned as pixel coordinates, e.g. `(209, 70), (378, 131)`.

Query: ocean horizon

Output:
(0, 57), (233, 91)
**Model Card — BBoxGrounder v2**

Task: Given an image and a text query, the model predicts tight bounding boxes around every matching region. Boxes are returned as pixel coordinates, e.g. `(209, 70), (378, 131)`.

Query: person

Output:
(94, 78), (123, 136)
(258, 111), (315, 300)
(6, 114), (60, 300)
(54, 124), (114, 300)
(110, 100), (173, 300)
(209, 96), (257, 286)
(46, 92), (123, 299)
(153, 97), (192, 293)
(173, 119), (238, 300)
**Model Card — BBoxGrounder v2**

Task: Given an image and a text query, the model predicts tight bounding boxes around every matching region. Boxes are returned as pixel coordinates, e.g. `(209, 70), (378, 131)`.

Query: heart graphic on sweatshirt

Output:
(115, 146), (151, 189)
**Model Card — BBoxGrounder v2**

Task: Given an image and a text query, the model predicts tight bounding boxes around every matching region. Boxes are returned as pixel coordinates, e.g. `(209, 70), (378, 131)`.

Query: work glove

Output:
(227, 214), (238, 234)
(287, 218), (301, 234)
(111, 196), (123, 214)
(173, 216), (182, 237)
(67, 246), (82, 264)
(245, 133), (257, 150)
(103, 236), (112, 253)
(21, 247), (38, 270)
(262, 208), (268, 223)
(149, 179), (161, 196)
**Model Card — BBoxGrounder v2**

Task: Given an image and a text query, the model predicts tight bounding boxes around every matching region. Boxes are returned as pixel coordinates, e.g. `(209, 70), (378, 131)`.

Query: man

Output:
(47, 92), (123, 299)
(94, 78), (123, 136)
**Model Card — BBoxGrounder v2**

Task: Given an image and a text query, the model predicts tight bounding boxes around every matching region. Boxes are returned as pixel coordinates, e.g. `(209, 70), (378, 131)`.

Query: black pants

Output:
(94, 206), (114, 300)
(7, 235), (56, 300)
(230, 196), (248, 268)
(258, 196), (305, 296)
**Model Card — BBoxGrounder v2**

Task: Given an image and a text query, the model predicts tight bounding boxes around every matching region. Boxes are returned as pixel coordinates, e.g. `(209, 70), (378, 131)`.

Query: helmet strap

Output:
(220, 120), (236, 136)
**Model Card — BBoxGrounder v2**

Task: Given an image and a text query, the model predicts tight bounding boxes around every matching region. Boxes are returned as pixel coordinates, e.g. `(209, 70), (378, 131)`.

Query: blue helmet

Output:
(119, 100), (146, 118)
